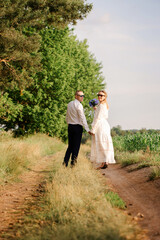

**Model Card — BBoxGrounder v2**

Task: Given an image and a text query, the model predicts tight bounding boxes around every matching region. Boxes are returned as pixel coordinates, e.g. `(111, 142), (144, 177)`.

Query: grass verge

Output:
(149, 166), (160, 180)
(115, 148), (160, 180)
(0, 133), (65, 184)
(113, 135), (160, 180)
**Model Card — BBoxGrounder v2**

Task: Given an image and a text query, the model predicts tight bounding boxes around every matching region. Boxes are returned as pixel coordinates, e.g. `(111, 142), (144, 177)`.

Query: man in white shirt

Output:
(63, 90), (91, 167)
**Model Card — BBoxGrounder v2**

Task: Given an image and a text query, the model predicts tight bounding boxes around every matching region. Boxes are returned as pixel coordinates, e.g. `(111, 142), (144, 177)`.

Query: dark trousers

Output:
(64, 124), (83, 167)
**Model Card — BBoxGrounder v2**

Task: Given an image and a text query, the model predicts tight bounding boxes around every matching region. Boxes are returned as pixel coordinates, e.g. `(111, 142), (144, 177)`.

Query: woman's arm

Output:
(91, 104), (103, 134)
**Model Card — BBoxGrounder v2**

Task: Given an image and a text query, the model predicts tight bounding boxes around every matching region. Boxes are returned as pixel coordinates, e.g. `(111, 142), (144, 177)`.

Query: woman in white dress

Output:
(90, 90), (115, 169)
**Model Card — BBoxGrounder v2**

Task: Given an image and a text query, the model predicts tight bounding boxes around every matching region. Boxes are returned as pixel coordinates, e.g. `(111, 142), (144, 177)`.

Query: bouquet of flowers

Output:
(89, 98), (99, 107)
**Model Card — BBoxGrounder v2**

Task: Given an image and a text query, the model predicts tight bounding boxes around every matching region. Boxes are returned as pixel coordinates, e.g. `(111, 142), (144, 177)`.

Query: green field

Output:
(113, 131), (160, 179)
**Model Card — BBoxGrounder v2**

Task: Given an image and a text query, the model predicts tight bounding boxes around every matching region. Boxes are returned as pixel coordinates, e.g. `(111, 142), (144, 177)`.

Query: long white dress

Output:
(90, 103), (115, 164)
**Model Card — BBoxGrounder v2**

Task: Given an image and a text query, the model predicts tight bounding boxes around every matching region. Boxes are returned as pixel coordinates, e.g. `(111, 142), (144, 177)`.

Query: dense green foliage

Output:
(0, 28), (104, 141)
(0, 0), (92, 89)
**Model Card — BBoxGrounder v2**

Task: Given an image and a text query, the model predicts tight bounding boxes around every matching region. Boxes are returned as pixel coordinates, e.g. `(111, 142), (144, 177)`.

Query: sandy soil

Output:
(101, 164), (160, 240)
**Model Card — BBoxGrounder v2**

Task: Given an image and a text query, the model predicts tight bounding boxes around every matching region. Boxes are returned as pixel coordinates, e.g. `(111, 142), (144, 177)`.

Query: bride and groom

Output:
(63, 90), (115, 169)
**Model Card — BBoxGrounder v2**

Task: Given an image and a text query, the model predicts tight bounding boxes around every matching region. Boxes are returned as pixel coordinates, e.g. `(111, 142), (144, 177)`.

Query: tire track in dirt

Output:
(101, 164), (160, 240)
(0, 154), (55, 239)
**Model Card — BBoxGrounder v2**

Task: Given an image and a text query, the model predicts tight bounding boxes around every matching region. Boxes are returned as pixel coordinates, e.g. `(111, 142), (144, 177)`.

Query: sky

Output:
(74, 0), (160, 130)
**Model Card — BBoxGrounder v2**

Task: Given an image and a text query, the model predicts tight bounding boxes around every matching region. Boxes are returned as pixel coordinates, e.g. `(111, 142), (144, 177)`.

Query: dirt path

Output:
(0, 154), (55, 239)
(101, 164), (160, 240)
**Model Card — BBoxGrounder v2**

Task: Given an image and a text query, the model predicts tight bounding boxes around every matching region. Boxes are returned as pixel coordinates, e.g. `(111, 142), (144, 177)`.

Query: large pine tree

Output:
(0, 0), (92, 89)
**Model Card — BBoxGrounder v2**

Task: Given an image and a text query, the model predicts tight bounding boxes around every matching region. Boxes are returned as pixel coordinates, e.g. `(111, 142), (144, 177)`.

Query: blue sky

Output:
(74, 0), (160, 130)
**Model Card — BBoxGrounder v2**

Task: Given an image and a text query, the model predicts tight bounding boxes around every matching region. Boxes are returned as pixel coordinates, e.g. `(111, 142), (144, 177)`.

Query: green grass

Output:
(149, 166), (160, 180)
(105, 191), (126, 209)
(115, 150), (142, 167)
(136, 162), (151, 170)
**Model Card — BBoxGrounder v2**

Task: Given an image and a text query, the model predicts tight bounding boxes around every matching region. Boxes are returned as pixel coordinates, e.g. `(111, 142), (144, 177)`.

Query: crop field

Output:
(124, 132), (160, 152)
(113, 132), (160, 152)
(113, 132), (160, 179)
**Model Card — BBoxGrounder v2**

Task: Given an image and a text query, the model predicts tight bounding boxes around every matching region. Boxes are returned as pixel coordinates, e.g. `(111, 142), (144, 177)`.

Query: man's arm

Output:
(66, 105), (69, 124)
(77, 104), (90, 132)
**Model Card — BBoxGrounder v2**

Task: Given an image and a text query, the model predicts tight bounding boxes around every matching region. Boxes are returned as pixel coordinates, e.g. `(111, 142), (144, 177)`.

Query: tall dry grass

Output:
(41, 144), (143, 240)
(0, 132), (65, 183)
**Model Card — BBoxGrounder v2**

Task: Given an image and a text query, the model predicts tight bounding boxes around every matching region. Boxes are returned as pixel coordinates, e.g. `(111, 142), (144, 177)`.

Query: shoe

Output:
(101, 163), (108, 169)
(96, 163), (105, 170)
(62, 162), (68, 167)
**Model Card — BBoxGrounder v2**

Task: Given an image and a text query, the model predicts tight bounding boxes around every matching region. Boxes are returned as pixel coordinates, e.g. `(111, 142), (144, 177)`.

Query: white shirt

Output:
(66, 99), (90, 132)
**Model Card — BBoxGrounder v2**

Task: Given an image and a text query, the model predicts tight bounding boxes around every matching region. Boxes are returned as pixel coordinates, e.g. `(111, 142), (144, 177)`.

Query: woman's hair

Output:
(98, 90), (109, 109)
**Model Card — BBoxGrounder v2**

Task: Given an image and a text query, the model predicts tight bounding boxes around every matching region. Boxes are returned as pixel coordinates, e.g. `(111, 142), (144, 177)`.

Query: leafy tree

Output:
(0, 28), (105, 141)
(0, 0), (92, 89)
(0, 93), (23, 125)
